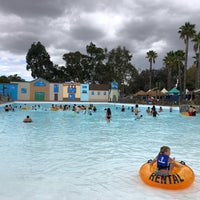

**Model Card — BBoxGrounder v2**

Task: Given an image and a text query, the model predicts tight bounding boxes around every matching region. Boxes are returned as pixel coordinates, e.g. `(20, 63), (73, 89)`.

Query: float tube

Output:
(139, 160), (195, 190)
(21, 107), (29, 110)
(181, 112), (189, 116)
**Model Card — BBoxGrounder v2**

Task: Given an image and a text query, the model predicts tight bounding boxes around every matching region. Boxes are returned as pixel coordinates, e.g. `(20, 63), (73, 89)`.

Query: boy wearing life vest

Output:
(150, 146), (178, 175)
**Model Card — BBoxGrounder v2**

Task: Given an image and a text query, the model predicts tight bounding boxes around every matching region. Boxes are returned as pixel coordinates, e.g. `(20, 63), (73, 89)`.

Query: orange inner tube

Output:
(139, 161), (195, 190)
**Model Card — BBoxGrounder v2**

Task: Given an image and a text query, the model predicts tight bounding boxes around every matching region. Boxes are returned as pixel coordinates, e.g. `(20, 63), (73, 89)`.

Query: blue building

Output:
(0, 83), (18, 101)
(80, 84), (89, 101)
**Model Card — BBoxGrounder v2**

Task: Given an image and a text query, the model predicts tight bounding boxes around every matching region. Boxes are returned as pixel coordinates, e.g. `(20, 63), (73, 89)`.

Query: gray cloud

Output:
(70, 23), (105, 41)
(0, 0), (68, 18)
(0, 0), (200, 80)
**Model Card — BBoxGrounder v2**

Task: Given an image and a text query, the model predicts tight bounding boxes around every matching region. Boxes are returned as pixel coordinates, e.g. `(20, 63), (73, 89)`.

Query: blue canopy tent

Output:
(166, 87), (180, 103)
(166, 87), (180, 95)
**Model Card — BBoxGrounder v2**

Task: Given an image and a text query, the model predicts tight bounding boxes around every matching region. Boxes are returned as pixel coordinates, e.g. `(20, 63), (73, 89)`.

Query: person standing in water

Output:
(106, 108), (112, 123)
(151, 105), (158, 117)
(134, 104), (139, 115)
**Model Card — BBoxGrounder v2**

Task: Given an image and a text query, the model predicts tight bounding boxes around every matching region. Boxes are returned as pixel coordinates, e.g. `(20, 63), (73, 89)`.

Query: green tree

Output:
(163, 51), (176, 90)
(174, 50), (185, 93)
(193, 53), (199, 89)
(135, 69), (150, 91)
(163, 50), (185, 91)
(106, 46), (138, 95)
(135, 68), (167, 92)
(86, 42), (106, 83)
(63, 51), (90, 82)
(187, 65), (196, 90)
(49, 64), (66, 83)
(178, 22), (196, 95)
(26, 41), (55, 81)
(62, 43), (114, 84)
(0, 75), (9, 83)
(8, 74), (25, 82)
(192, 32), (200, 89)
(146, 50), (158, 89)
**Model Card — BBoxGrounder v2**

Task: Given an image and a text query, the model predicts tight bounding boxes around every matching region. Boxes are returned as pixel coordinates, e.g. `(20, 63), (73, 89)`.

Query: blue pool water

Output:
(0, 102), (199, 200)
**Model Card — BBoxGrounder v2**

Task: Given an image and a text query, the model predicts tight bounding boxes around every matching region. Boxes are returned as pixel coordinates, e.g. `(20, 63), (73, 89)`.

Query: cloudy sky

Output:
(0, 0), (200, 81)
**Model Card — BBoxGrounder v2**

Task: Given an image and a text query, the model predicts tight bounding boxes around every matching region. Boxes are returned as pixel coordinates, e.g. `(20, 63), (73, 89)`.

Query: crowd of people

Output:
(1, 103), (194, 176)
(3, 103), (198, 125)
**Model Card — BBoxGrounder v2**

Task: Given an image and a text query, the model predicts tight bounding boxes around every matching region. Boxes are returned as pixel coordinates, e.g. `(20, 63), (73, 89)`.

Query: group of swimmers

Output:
(120, 104), (139, 115)
(4, 104), (41, 112)
(120, 104), (167, 118)
(21, 105), (179, 176)
(51, 104), (97, 115)
(4, 103), (98, 113)
(4, 104), (14, 112)
(4, 103), (196, 125)
(105, 104), (167, 123)
(119, 104), (169, 118)
(146, 105), (161, 117)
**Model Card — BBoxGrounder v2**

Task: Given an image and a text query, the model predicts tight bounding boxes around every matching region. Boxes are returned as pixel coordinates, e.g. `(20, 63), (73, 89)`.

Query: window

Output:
(91, 91), (94, 95)
(68, 87), (76, 93)
(111, 82), (118, 89)
(21, 88), (27, 93)
(97, 91), (100, 95)
(82, 85), (87, 89)
(54, 84), (59, 93)
(34, 81), (46, 86)
(104, 91), (107, 95)
(82, 90), (87, 94)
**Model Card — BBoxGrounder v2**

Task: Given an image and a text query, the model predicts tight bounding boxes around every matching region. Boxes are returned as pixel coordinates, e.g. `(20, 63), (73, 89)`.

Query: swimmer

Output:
(93, 106), (97, 112)
(106, 108), (112, 123)
(23, 115), (32, 123)
(151, 105), (159, 117)
(135, 115), (143, 120)
(134, 104), (139, 115)
(4, 105), (10, 112)
(121, 105), (125, 112)
(146, 107), (151, 114)
(159, 106), (163, 112)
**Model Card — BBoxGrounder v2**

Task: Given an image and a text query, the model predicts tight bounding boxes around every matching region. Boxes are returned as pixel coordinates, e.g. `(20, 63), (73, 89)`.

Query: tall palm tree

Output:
(192, 54), (199, 89)
(175, 50), (185, 93)
(163, 51), (176, 90)
(146, 50), (158, 89)
(178, 22), (196, 96)
(192, 32), (200, 89)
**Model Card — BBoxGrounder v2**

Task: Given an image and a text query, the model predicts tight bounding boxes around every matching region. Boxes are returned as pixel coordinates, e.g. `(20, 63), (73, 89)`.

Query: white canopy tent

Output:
(161, 88), (168, 94)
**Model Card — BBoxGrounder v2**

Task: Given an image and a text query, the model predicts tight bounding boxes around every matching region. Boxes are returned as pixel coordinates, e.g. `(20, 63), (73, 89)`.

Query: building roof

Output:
(89, 84), (109, 90)
(30, 77), (49, 83)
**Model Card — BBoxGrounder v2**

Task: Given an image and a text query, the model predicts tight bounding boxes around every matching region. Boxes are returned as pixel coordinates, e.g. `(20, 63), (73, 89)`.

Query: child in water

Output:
(135, 115), (143, 120)
(150, 146), (178, 175)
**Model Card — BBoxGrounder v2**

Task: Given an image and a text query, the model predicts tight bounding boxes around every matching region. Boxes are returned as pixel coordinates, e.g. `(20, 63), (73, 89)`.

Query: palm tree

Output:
(193, 54), (199, 89)
(192, 32), (200, 89)
(175, 50), (185, 93)
(146, 50), (158, 89)
(178, 22), (196, 96)
(163, 51), (176, 90)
